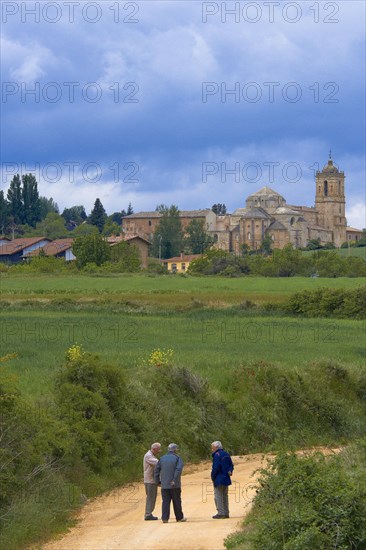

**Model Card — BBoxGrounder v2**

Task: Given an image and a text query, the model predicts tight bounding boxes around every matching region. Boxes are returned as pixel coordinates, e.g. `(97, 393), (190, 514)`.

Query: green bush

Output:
(225, 441), (366, 549)
(55, 353), (146, 473)
(286, 287), (366, 319)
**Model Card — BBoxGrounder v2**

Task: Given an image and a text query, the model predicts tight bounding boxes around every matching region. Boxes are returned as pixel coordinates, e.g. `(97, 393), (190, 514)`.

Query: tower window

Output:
(324, 181), (328, 196)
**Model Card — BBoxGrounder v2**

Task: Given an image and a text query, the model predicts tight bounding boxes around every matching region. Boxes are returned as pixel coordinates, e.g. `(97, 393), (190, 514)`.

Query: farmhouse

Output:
(23, 239), (76, 261)
(163, 254), (201, 273)
(0, 237), (51, 263)
(107, 234), (151, 269)
(122, 157), (362, 251)
(0, 235), (150, 268)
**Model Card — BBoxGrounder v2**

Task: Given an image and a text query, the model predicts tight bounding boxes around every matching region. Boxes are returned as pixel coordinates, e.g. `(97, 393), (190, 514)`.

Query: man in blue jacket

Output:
(154, 443), (186, 523)
(211, 440), (234, 519)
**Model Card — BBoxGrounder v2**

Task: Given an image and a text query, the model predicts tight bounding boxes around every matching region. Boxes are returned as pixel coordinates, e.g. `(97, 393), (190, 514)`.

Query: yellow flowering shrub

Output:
(65, 344), (85, 363)
(146, 348), (174, 368)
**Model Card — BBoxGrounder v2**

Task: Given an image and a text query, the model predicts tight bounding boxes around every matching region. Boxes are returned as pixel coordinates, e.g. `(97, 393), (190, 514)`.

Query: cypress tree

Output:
(7, 174), (22, 224)
(89, 198), (107, 233)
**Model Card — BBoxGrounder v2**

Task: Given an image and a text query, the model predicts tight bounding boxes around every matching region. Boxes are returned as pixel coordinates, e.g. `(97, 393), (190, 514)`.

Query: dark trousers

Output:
(161, 488), (183, 521)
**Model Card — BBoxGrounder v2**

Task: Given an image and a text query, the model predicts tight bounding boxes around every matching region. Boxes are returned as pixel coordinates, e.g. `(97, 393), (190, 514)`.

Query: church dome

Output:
(247, 186), (285, 201)
(322, 160), (339, 174)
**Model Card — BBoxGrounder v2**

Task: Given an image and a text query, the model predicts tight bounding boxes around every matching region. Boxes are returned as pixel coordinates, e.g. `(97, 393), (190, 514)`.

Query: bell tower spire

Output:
(315, 156), (346, 247)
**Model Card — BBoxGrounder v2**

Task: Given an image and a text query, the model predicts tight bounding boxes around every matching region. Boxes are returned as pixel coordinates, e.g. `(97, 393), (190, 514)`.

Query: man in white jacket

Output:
(143, 442), (161, 520)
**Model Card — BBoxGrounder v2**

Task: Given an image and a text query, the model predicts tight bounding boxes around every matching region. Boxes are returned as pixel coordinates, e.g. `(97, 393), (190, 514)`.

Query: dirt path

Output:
(42, 453), (268, 550)
(43, 449), (339, 550)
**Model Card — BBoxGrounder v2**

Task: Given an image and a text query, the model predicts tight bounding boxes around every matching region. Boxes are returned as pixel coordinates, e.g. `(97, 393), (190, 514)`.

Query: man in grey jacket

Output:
(154, 443), (186, 523)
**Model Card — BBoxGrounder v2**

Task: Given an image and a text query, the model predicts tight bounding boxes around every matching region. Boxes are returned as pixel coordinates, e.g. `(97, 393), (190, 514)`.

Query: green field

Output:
(1, 274), (365, 399)
(0, 274), (363, 309)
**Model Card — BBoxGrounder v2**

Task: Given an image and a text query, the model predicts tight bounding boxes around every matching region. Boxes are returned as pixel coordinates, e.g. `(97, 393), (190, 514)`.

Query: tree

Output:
(6, 173), (41, 227)
(270, 245), (303, 277)
(126, 203), (134, 215)
(260, 235), (273, 255)
(212, 204), (227, 215)
(109, 211), (126, 225)
(89, 198), (107, 233)
(72, 233), (111, 267)
(184, 219), (214, 254)
(21, 174), (41, 226)
(305, 238), (323, 251)
(32, 213), (68, 239)
(61, 205), (87, 226)
(39, 197), (59, 220)
(151, 205), (183, 259)
(71, 223), (98, 237)
(110, 241), (141, 271)
(103, 220), (121, 236)
(7, 174), (22, 224)
(0, 191), (10, 234)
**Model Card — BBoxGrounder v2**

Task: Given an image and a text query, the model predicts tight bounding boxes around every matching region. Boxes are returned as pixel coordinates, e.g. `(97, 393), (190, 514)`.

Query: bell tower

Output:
(315, 153), (346, 247)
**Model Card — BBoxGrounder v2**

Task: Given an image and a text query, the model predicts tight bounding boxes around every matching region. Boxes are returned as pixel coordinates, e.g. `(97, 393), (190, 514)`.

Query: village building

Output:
(0, 235), (151, 268)
(107, 234), (151, 269)
(122, 157), (363, 251)
(163, 253), (201, 273)
(0, 237), (51, 263)
(23, 238), (76, 261)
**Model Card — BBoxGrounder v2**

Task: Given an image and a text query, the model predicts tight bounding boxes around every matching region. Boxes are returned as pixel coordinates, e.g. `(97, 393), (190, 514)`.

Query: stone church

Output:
(122, 157), (362, 252)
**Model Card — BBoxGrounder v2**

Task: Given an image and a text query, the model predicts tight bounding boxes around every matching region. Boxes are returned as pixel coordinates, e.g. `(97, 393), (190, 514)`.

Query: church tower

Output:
(315, 154), (347, 247)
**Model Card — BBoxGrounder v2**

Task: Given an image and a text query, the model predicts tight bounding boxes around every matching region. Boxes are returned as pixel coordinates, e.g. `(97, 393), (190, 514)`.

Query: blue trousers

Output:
(161, 488), (184, 521)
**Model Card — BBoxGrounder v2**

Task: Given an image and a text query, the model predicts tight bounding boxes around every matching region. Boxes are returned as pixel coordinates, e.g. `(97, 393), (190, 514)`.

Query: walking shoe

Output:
(144, 514), (158, 520)
(212, 514), (225, 519)
(162, 519), (168, 523)
(223, 515), (230, 518)
(176, 517), (187, 522)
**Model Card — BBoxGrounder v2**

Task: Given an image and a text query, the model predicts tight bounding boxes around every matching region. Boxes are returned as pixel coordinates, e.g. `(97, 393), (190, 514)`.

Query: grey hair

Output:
(211, 441), (223, 449)
(151, 442), (161, 450)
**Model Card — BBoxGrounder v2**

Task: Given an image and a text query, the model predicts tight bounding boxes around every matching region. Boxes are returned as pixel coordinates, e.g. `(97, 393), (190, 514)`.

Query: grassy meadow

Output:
(0, 273), (363, 308)
(1, 274), (365, 398)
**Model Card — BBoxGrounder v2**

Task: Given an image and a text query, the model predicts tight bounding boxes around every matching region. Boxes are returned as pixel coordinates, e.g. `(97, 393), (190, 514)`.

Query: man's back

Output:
(155, 452), (184, 489)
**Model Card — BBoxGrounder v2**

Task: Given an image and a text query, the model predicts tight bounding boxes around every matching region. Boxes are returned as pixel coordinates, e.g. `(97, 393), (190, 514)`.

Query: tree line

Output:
(0, 174), (133, 239)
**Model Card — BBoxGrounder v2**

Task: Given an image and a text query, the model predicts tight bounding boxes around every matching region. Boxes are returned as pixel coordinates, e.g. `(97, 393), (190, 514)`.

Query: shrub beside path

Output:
(42, 449), (338, 550)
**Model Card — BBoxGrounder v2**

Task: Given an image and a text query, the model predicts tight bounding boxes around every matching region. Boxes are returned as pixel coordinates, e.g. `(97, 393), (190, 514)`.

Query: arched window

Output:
(324, 181), (328, 196)
(214, 234), (218, 242)
(290, 217), (295, 226)
(338, 180), (341, 194)
(247, 232), (251, 240)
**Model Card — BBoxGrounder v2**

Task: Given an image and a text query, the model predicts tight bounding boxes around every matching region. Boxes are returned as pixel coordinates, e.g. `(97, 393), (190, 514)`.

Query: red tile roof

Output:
(0, 237), (50, 256)
(164, 254), (202, 262)
(24, 239), (74, 257)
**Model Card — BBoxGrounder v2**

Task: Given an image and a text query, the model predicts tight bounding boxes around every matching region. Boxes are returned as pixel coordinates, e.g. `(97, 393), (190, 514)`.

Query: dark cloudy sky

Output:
(1, 0), (365, 227)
